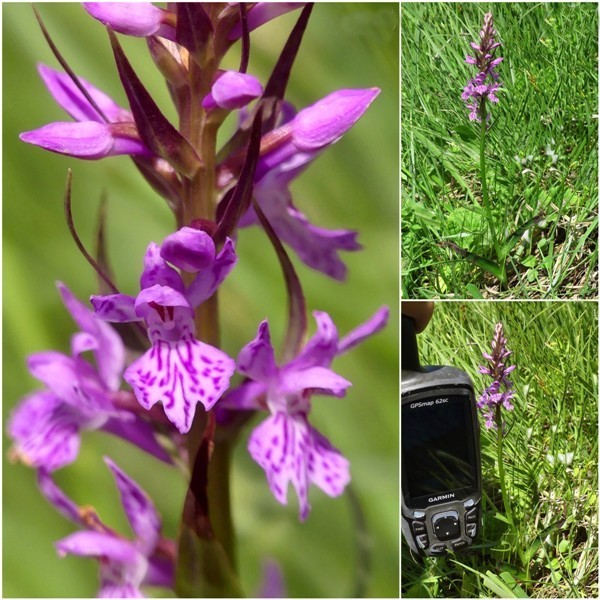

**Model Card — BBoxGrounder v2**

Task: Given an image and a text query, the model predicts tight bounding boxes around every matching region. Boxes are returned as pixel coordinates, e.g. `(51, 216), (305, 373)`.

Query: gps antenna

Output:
(401, 315), (422, 372)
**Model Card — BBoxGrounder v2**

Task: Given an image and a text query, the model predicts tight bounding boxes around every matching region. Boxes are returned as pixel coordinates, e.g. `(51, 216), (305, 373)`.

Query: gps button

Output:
(433, 515), (460, 541)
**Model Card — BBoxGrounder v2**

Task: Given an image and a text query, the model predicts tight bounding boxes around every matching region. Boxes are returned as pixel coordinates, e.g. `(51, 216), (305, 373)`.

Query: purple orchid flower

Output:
(7, 283), (170, 471)
(222, 306), (388, 520)
(20, 64), (151, 159)
(91, 227), (237, 434)
(462, 12), (503, 122)
(38, 459), (174, 597)
(202, 70), (264, 111)
(477, 322), (516, 428)
(83, 2), (176, 39)
(235, 87), (380, 281)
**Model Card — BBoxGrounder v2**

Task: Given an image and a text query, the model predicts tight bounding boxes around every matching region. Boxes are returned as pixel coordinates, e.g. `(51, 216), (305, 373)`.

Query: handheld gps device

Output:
(401, 315), (481, 556)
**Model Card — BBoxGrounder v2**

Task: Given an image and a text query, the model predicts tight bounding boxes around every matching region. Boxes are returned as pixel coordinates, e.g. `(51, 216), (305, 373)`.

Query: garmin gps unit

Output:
(401, 315), (481, 556)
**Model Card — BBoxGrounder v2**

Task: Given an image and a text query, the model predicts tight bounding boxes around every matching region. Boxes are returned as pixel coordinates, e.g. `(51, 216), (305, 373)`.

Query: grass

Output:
(401, 301), (598, 598)
(401, 3), (598, 298)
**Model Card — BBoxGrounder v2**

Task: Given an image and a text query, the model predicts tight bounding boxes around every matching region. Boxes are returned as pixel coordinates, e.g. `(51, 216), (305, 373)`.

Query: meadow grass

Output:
(401, 301), (598, 598)
(401, 3), (598, 299)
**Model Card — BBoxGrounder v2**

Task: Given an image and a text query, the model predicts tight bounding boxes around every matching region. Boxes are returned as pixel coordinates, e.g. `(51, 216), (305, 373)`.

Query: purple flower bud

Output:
(83, 2), (176, 39)
(202, 70), (264, 111)
(20, 121), (150, 159)
(160, 227), (216, 273)
(293, 87), (380, 151)
(20, 64), (151, 160)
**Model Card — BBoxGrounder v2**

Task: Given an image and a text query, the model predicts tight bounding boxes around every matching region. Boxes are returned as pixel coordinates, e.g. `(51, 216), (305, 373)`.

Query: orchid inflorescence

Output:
(477, 322), (516, 429)
(462, 11), (503, 122)
(9, 3), (389, 597)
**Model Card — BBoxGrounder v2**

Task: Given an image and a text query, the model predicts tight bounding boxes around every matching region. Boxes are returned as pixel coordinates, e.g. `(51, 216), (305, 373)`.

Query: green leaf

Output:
(438, 241), (507, 284)
(501, 213), (547, 259)
(466, 283), (484, 298)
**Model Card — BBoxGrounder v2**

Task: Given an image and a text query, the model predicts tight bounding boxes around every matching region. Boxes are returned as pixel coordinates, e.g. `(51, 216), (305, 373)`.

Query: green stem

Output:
(495, 413), (514, 527)
(479, 99), (506, 285)
(174, 39), (242, 597)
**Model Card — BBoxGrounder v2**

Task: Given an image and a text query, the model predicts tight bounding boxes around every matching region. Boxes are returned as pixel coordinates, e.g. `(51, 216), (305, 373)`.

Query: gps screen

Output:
(402, 394), (476, 503)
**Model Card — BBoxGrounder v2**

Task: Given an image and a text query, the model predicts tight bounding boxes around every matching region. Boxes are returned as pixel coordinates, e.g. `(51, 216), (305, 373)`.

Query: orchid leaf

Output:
(108, 30), (202, 178)
(238, 3), (250, 74)
(213, 107), (263, 246)
(251, 197), (307, 363)
(260, 3), (313, 131)
(176, 414), (244, 598)
(64, 170), (119, 295)
(175, 3), (212, 59)
(439, 240), (507, 284)
(94, 191), (115, 296)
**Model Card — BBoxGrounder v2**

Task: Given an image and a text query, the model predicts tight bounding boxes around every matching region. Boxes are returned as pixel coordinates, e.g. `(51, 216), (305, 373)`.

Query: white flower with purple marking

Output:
(223, 307), (388, 520)
(91, 227), (237, 433)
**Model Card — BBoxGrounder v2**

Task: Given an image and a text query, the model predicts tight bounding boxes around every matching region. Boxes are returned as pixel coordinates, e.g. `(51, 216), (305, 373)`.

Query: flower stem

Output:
(495, 406), (513, 526)
(478, 100), (506, 285)
(175, 41), (241, 597)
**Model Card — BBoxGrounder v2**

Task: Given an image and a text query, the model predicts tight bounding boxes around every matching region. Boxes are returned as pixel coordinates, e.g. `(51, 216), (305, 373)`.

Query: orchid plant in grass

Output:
(478, 322), (516, 525)
(442, 12), (545, 288)
(9, 3), (389, 597)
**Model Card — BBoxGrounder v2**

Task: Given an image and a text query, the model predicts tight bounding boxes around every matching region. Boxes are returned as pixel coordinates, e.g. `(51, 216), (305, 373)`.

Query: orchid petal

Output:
(140, 243), (185, 292)
(337, 306), (389, 355)
(236, 320), (278, 382)
(278, 366), (350, 397)
(124, 333), (235, 433)
(248, 412), (349, 521)
(203, 70), (263, 110)
(293, 88), (380, 151)
(8, 392), (81, 471)
(228, 3), (306, 39)
(104, 457), (161, 554)
(37, 63), (130, 123)
(90, 293), (138, 323)
(56, 530), (139, 563)
(37, 469), (83, 524)
(20, 121), (114, 158)
(58, 282), (125, 391)
(160, 227), (216, 273)
(27, 352), (89, 404)
(83, 2), (173, 39)
(186, 238), (238, 307)
(289, 311), (339, 370)
(253, 187), (360, 280)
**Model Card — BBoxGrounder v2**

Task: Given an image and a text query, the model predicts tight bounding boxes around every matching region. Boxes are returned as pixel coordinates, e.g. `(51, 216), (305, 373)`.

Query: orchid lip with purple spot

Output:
(223, 306), (388, 519)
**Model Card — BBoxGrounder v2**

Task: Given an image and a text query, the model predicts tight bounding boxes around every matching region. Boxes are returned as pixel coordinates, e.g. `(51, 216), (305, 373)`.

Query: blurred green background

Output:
(3, 3), (399, 598)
